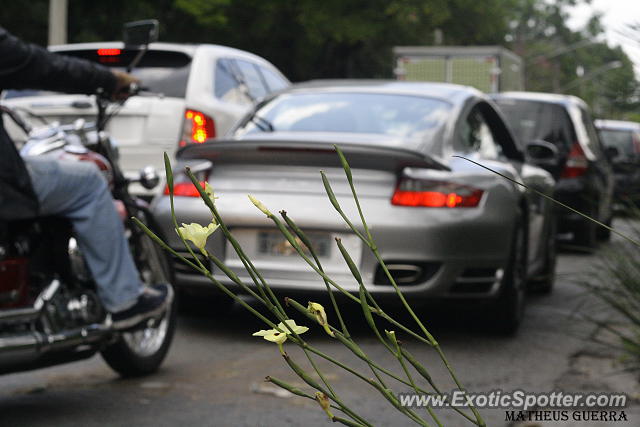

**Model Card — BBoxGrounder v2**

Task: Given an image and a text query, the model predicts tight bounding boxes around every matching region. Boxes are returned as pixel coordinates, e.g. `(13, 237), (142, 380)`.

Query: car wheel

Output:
(573, 216), (597, 251)
(491, 217), (527, 335)
(528, 217), (557, 294)
(596, 215), (612, 241)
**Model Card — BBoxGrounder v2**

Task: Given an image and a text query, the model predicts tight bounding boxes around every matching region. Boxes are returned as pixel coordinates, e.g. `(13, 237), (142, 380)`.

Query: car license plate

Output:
(224, 228), (362, 274)
(258, 230), (331, 258)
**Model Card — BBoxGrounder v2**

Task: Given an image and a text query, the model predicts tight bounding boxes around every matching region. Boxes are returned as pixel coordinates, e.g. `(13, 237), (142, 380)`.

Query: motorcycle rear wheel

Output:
(101, 214), (177, 377)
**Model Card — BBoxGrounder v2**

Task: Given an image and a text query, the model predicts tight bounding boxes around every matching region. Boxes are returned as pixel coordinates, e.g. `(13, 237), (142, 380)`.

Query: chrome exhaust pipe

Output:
(0, 279), (60, 323)
(0, 322), (111, 367)
(0, 279), (111, 369)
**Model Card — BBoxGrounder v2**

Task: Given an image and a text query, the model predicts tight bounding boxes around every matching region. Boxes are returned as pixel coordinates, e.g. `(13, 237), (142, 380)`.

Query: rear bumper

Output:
(154, 190), (517, 301)
(553, 178), (595, 232)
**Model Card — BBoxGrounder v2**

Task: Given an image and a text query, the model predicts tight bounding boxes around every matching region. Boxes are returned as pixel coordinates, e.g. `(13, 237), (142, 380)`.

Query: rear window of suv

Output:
(494, 98), (576, 153)
(598, 129), (636, 160)
(5, 49), (192, 99)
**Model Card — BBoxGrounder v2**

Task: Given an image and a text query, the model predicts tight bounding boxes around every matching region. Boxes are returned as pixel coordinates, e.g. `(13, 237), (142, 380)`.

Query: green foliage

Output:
(2, 0), (637, 115)
(581, 222), (640, 372)
(507, 0), (639, 117)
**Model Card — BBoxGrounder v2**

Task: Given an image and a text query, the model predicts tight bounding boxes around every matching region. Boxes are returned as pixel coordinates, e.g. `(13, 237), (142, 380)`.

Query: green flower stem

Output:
(137, 218), (278, 330)
(164, 154), (211, 276)
(320, 172), (368, 243)
(291, 339), (429, 426)
(337, 237), (440, 425)
(183, 168), (285, 317)
(389, 334), (443, 427)
(265, 377), (366, 427)
(330, 147), (485, 427)
(262, 207), (436, 347)
(132, 218), (205, 276)
(281, 211), (350, 338)
(283, 352), (373, 427)
(454, 155), (640, 248)
(205, 252), (283, 313)
(265, 376), (313, 399)
(334, 146), (376, 251)
(302, 346), (337, 399)
(400, 348), (438, 391)
(166, 155), (285, 326)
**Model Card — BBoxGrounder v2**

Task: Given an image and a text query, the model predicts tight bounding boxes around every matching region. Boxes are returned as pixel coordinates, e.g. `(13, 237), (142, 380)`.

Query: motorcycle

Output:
(0, 20), (176, 377)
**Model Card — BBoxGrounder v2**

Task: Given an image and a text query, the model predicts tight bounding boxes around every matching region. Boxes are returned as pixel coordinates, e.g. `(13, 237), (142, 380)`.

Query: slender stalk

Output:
(184, 168), (286, 316)
(329, 146), (485, 427)
(281, 211), (350, 337)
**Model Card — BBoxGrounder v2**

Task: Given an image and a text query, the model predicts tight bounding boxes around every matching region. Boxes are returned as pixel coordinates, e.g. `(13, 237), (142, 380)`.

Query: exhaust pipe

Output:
(0, 279), (111, 371)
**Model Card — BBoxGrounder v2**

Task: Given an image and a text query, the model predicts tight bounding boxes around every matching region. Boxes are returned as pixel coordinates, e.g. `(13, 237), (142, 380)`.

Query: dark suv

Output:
(595, 119), (640, 208)
(492, 92), (614, 249)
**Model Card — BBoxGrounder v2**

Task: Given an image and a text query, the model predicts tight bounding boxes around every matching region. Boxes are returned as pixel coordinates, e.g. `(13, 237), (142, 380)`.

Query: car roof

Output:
(283, 80), (482, 106)
(490, 91), (588, 109)
(594, 119), (640, 131)
(48, 41), (268, 60)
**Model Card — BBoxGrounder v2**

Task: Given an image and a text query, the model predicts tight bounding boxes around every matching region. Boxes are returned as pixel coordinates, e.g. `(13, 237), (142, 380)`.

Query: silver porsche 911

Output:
(152, 81), (557, 333)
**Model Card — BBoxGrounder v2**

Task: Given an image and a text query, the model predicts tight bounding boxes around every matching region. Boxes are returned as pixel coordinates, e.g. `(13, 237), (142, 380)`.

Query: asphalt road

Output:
(2, 220), (639, 427)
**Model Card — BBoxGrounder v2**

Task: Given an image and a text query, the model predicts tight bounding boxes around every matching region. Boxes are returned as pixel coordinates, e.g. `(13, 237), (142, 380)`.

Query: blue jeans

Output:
(24, 156), (142, 312)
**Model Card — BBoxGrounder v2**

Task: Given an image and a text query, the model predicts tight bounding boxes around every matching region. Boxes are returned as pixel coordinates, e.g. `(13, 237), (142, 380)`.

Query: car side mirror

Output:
(525, 140), (560, 168)
(605, 146), (619, 161)
(123, 19), (159, 49)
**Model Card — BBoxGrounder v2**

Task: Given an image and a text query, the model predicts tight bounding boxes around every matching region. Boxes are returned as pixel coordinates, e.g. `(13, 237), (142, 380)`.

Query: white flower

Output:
(204, 182), (218, 202)
(308, 302), (334, 337)
(177, 221), (219, 255)
(253, 319), (309, 350)
(248, 194), (272, 217)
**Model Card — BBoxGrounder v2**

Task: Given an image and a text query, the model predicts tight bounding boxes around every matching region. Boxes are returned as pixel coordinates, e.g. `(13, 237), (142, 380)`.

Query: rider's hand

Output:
(111, 70), (140, 101)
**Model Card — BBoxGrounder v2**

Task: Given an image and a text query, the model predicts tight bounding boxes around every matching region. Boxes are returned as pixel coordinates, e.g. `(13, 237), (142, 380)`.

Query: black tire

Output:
(528, 217), (557, 294)
(597, 216), (612, 241)
(573, 215), (597, 251)
(101, 215), (177, 377)
(491, 216), (527, 335)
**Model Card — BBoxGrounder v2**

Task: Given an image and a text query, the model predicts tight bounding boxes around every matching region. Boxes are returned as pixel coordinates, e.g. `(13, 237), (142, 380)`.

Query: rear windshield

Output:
(234, 92), (452, 139)
(598, 129), (636, 160)
(494, 98), (575, 152)
(4, 49), (192, 99)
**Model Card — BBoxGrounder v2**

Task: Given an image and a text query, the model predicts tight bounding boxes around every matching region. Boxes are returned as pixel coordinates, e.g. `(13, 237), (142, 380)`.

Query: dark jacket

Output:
(0, 27), (117, 220)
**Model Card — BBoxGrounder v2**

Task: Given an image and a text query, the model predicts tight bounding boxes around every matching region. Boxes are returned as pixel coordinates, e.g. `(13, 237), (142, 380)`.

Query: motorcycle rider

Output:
(0, 26), (170, 329)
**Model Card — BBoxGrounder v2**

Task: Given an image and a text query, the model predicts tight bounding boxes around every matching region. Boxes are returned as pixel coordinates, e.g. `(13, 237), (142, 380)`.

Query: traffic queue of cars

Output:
(2, 41), (625, 334)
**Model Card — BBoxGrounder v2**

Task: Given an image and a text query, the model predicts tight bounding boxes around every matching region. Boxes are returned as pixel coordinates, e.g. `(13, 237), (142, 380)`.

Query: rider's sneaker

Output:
(110, 284), (172, 330)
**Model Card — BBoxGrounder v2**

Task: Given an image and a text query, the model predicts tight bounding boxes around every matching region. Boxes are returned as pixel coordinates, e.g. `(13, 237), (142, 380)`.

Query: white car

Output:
(3, 42), (290, 189)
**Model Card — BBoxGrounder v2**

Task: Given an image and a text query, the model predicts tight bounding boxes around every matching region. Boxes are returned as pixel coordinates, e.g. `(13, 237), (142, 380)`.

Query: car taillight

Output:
(163, 181), (208, 197)
(391, 179), (484, 208)
(560, 142), (588, 178)
(179, 109), (216, 147)
(97, 48), (121, 56)
(633, 134), (640, 154)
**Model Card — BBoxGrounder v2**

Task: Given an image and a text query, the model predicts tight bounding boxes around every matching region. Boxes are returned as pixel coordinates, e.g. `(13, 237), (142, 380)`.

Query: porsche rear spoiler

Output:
(175, 139), (450, 173)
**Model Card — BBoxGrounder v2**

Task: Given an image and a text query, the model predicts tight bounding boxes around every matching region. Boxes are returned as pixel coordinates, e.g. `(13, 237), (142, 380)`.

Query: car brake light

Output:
(179, 109), (216, 147)
(391, 179), (483, 208)
(97, 48), (121, 56)
(163, 181), (208, 197)
(560, 142), (588, 178)
(633, 134), (640, 154)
